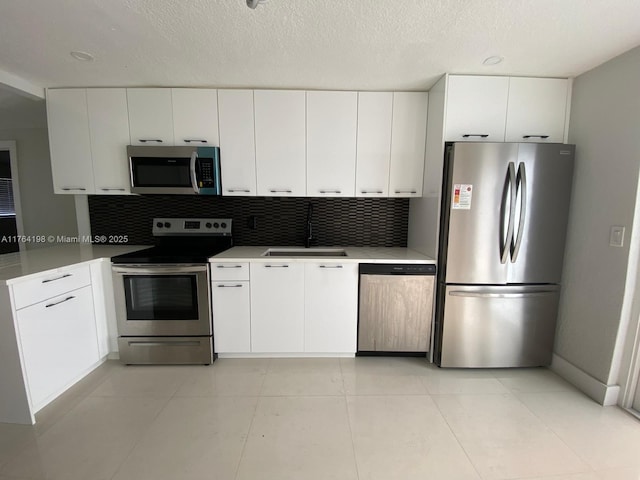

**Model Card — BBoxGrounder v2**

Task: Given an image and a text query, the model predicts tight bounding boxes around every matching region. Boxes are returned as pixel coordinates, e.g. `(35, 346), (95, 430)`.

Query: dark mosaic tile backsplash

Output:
(88, 196), (409, 247)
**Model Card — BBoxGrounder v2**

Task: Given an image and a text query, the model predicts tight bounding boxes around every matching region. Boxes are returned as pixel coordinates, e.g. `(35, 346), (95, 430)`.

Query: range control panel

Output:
(152, 218), (233, 236)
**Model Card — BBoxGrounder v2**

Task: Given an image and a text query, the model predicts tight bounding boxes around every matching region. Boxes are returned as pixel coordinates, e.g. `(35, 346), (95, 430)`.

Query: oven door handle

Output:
(112, 265), (208, 274)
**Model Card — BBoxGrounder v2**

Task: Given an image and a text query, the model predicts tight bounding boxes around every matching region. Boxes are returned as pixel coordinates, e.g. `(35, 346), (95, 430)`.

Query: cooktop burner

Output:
(111, 217), (233, 264)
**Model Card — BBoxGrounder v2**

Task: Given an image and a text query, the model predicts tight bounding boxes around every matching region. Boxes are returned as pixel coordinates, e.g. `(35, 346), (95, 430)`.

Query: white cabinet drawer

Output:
(12, 265), (92, 310)
(210, 262), (250, 281)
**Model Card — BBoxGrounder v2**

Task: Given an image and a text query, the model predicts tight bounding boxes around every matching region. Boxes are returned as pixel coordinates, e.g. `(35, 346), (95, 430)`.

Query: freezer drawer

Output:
(439, 284), (560, 368)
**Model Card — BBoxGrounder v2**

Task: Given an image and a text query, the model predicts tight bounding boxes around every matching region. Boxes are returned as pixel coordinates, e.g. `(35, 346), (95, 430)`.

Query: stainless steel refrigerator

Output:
(434, 142), (574, 368)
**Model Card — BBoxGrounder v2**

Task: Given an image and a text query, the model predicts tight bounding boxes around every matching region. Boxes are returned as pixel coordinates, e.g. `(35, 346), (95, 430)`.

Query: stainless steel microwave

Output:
(127, 145), (221, 195)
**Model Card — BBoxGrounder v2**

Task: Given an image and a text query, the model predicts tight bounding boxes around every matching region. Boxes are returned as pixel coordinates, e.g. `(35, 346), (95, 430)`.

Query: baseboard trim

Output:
(551, 354), (620, 406)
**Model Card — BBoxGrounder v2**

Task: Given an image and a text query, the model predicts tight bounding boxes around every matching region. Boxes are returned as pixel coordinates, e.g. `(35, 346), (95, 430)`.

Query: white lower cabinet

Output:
(212, 281), (251, 353)
(16, 285), (99, 409)
(250, 263), (305, 353)
(304, 263), (358, 353)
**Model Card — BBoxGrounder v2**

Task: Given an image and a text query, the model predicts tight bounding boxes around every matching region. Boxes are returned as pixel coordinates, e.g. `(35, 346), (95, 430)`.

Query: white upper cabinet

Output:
(355, 92), (393, 197)
(254, 90), (306, 196)
(46, 89), (95, 194)
(171, 88), (219, 146)
(444, 76), (510, 142)
(127, 88), (174, 146)
(218, 90), (257, 196)
(86, 89), (131, 194)
(306, 91), (357, 197)
(505, 77), (569, 143)
(389, 92), (428, 197)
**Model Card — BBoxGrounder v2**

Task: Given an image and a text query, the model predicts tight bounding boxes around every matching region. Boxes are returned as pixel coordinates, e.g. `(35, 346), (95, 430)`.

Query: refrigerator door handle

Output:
(511, 162), (527, 262)
(449, 290), (557, 298)
(500, 162), (517, 264)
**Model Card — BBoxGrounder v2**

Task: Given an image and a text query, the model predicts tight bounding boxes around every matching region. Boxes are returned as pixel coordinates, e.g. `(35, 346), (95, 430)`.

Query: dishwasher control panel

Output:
(359, 263), (436, 275)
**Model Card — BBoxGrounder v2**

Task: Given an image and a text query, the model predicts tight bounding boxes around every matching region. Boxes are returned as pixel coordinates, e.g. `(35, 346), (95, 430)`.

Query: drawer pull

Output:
(265, 264), (289, 268)
(217, 284), (243, 288)
(319, 265), (343, 269)
(138, 139), (163, 143)
(269, 189), (292, 193)
(216, 265), (242, 269)
(61, 187), (87, 191)
(462, 134), (489, 138)
(522, 135), (549, 139)
(227, 188), (251, 193)
(361, 190), (384, 194)
(394, 190), (417, 194)
(319, 189), (341, 194)
(45, 296), (75, 308)
(42, 273), (72, 284)
(100, 188), (126, 192)
(183, 139), (208, 144)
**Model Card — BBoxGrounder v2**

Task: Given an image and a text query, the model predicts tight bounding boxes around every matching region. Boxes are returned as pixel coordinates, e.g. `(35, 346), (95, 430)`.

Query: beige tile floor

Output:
(1, 358), (639, 480)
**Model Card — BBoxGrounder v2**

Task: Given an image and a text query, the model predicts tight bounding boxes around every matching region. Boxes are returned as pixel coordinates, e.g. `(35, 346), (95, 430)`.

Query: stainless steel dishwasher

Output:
(357, 264), (436, 355)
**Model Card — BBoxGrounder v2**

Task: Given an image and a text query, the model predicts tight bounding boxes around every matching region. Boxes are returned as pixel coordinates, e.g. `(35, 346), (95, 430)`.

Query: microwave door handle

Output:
(190, 151), (200, 194)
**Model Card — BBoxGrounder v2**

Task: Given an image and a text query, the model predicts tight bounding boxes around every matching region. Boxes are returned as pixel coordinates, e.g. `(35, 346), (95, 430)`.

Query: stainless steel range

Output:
(111, 217), (233, 365)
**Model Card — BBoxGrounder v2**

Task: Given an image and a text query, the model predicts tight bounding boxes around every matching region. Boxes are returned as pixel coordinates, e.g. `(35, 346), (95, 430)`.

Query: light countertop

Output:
(0, 244), (436, 285)
(211, 246), (436, 264)
(0, 244), (148, 284)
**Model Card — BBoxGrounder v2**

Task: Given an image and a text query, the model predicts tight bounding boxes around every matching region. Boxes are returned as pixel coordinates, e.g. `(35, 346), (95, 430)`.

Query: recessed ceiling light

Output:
(70, 51), (94, 62)
(482, 56), (504, 66)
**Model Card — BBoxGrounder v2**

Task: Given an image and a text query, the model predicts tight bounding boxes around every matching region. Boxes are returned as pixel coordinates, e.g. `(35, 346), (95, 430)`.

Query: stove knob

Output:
(221, 222), (227, 229)
(164, 222), (171, 228)
(156, 222), (163, 228)
(205, 222), (212, 228)
(213, 222), (219, 229)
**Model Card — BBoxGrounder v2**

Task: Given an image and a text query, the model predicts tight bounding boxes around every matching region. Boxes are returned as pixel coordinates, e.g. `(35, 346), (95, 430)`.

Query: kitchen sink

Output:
(262, 248), (348, 257)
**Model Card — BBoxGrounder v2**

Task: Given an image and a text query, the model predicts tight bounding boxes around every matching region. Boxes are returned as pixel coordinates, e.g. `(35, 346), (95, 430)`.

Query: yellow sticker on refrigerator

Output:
(452, 184), (473, 210)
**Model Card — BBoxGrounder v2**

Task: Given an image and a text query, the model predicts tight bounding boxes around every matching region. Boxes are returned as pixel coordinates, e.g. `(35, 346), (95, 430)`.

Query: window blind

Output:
(0, 178), (15, 217)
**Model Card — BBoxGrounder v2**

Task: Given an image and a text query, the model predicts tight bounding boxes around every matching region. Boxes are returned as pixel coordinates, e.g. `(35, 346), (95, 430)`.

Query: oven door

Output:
(112, 264), (211, 336)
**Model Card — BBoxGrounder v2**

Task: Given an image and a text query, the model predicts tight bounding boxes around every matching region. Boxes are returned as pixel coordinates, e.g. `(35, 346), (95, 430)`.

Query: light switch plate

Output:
(610, 226), (625, 247)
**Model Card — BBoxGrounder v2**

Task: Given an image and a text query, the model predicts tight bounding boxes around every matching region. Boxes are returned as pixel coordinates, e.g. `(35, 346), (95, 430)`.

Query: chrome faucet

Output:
(305, 202), (314, 248)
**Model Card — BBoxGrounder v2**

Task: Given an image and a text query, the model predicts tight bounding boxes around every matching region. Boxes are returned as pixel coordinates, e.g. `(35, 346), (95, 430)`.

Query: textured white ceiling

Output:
(0, 0), (639, 93)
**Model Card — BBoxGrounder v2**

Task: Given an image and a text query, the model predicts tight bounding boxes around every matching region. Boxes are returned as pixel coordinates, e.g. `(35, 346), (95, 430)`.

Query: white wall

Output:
(554, 46), (640, 393)
(0, 100), (78, 248)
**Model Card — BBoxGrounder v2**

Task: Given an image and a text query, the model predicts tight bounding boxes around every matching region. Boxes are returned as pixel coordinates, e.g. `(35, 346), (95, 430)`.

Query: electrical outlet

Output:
(609, 226), (625, 247)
